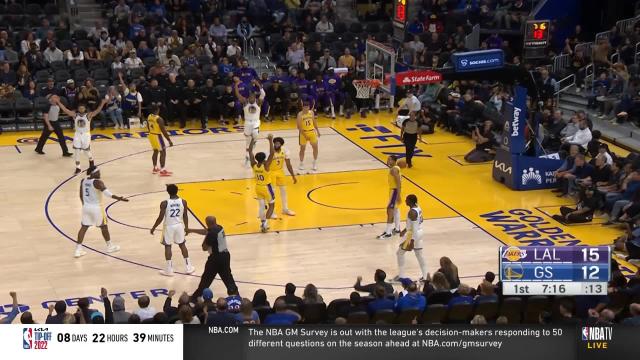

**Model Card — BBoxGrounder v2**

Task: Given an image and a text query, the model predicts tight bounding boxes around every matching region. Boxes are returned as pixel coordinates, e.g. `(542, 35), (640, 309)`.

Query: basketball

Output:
(397, 159), (407, 168)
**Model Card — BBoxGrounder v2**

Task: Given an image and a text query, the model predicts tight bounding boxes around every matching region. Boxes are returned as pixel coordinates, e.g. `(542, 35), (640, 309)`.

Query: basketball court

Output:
(0, 111), (636, 319)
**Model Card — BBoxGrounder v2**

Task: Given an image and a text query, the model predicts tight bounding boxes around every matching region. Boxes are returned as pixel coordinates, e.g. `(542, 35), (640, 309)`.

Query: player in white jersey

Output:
(75, 166), (129, 258)
(150, 184), (195, 276)
(235, 79), (265, 167)
(394, 194), (428, 282)
(55, 97), (109, 174)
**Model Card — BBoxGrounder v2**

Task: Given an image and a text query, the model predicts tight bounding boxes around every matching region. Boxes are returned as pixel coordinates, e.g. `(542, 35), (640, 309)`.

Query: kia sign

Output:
(395, 70), (442, 86)
(451, 50), (505, 73)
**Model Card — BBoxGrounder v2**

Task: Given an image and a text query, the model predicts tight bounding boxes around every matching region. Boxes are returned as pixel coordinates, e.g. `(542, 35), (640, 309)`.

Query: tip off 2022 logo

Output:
(23, 327), (52, 350)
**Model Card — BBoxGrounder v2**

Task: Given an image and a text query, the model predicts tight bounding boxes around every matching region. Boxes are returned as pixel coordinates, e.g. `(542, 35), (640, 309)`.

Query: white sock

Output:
(166, 260), (173, 270)
(76, 244), (83, 251)
(394, 208), (401, 230)
(415, 249), (428, 279)
(396, 248), (406, 278)
(330, 101), (335, 117)
(258, 200), (266, 220)
(185, 257), (191, 266)
(106, 241), (112, 248)
(385, 223), (393, 234)
(280, 186), (288, 211)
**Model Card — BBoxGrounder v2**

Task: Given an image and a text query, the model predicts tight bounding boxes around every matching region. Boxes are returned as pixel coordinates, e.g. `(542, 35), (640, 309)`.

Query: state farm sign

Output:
(395, 70), (442, 86)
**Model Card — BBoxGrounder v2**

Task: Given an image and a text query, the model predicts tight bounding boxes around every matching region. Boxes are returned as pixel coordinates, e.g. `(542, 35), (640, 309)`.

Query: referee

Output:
(187, 216), (238, 302)
(34, 95), (72, 156)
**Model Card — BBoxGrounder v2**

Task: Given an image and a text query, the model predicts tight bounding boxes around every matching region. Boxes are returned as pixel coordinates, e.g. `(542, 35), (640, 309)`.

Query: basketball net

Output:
(352, 79), (381, 99)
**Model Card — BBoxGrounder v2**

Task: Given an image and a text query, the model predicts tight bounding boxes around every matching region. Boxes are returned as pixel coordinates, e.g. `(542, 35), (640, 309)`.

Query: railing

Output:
(616, 15), (640, 34)
(554, 74), (576, 104)
(552, 54), (572, 74)
(67, 0), (79, 28)
(611, 52), (620, 63)
(595, 31), (611, 44)
(574, 42), (594, 58)
(464, 24), (480, 50)
(249, 38), (256, 58)
(584, 63), (594, 89)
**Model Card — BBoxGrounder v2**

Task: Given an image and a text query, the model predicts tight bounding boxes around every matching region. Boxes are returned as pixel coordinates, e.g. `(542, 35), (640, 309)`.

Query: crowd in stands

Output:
(2, 256), (640, 325)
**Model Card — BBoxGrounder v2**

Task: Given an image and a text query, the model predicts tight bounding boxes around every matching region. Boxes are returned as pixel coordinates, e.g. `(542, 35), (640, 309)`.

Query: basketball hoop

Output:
(353, 79), (381, 99)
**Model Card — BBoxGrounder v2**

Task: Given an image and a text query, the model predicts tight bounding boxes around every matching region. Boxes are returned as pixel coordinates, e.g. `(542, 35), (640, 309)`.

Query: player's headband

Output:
(89, 167), (101, 175)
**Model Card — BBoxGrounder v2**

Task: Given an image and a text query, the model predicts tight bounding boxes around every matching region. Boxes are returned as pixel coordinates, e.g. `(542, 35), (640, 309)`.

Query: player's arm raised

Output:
(265, 134), (275, 170)
(150, 200), (167, 235)
(248, 138), (257, 167)
(88, 95), (109, 119)
(254, 79), (265, 106)
(234, 79), (247, 105)
(158, 116), (174, 146)
(54, 97), (77, 118)
(93, 179), (129, 202)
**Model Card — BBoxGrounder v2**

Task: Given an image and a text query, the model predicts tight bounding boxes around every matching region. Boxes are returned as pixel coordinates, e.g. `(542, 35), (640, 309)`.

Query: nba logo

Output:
(582, 327), (589, 341)
(23, 328), (32, 349)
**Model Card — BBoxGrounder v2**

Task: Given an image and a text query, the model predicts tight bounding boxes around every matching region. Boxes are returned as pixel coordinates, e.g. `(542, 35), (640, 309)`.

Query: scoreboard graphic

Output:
(500, 246), (610, 295)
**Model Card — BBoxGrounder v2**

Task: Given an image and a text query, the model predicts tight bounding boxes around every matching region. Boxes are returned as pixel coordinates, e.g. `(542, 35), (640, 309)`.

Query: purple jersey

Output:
(324, 74), (341, 92)
(236, 81), (251, 98)
(311, 81), (327, 98)
(234, 67), (258, 83)
(294, 78), (311, 96)
(269, 74), (293, 85)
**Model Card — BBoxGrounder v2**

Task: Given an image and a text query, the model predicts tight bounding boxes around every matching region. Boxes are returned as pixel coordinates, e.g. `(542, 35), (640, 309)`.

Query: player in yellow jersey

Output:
(297, 101), (320, 172)
(249, 133), (275, 232)
(147, 105), (174, 176)
(377, 155), (402, 239)
(271, 137), (297, 216)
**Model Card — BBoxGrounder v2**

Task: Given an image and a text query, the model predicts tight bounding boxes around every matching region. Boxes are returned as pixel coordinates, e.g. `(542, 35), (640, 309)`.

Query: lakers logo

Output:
(502, 246), (526, 261)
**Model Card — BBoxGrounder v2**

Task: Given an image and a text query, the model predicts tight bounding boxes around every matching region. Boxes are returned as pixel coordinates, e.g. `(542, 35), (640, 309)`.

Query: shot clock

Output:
(524, 20), (550, 48)
(500, 246), (610, 295)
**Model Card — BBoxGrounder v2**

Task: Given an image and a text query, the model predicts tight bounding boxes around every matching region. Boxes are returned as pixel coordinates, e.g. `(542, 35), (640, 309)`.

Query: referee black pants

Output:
(403, 133), (418, 167)
(35, 121), (69, 154)
(191, 252), (237, 302)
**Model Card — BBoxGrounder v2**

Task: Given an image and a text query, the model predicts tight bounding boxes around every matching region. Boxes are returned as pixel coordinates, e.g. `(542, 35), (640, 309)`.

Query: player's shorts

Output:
(256, 184), (275, 203)
(148, 133), (167, 151)
(299, 129), (318, 146)
(81, 205), (106, 227)
(73, 133), (91, 150)
(162, 223), (186, 245)
(272, 170), (287, 186)
(244, 126), (259, 139)
(400, 232), (423, 251)
(387, 189), (400, 209)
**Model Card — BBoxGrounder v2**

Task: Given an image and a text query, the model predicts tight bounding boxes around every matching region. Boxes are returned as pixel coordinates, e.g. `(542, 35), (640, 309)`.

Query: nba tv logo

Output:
(582, 327), (612, 350)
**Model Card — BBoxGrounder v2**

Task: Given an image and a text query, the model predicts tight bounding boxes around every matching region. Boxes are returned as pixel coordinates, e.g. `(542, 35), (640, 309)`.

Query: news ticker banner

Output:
(3, 325), (635, 360)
